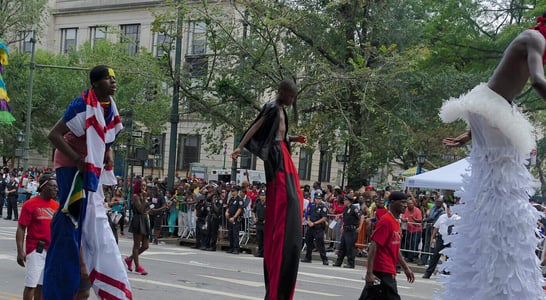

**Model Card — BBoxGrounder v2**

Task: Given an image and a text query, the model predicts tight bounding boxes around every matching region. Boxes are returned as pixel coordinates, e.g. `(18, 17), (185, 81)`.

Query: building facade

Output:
(17, 0), (348, 187)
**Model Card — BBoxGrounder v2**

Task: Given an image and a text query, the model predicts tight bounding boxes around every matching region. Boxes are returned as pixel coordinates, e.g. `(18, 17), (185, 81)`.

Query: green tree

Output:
(0, 0), (48, 44)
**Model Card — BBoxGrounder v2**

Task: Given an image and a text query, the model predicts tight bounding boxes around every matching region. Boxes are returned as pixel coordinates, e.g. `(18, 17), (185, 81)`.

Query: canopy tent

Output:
(404, 158), (470, 190)
(399, 166), (429, 177)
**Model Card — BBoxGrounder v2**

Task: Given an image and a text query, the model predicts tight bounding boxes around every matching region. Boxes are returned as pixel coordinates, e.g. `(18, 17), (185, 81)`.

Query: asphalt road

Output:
(0, 218), (443, 299)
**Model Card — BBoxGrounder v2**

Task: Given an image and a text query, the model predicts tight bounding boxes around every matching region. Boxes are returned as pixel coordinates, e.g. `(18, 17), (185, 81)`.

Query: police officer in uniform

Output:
(205, 184), (222, 251)
(333, 195), (363, 268)
(225, 186), (244, 254)
(301, 190), (329, 265)
(252, 190), (267, 257)
(194, 194), (209, 250)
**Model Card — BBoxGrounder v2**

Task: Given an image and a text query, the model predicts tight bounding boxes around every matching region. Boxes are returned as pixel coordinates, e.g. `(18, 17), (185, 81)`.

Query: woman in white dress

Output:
(439, 16), (546, 300)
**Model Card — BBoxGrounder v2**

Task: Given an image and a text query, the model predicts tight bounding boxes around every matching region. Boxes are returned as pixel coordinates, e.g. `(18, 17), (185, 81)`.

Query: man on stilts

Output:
(232, 79), (306, 300)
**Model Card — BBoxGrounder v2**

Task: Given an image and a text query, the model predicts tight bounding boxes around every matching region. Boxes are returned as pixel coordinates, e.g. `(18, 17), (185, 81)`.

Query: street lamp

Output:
(336, 141), (349, 190)
(15, 131), (24, 169)
(416, 151), (426, 175)
(223, 143), (228, 169)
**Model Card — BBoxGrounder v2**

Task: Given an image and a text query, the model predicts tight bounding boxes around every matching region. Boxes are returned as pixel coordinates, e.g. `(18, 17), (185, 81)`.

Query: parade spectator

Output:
(252, 190), (267, 257)
(301, 190), (329, 265)
(176, 184), (188, 238)
(360, 191), (414, 300)
(125, 180), (150, 275)
(401, 196), (422, 263)
(419, 196), (445, 265)
(423, 205), (460, 279)
(333, 195), (364, 268)
(165, 190), (178, 238)
(16, 174), (59, 300)
(5, 174), (19, 221)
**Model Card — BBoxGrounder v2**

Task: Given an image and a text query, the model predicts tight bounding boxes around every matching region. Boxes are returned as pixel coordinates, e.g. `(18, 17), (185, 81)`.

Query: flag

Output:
(82, 169), (132, 299)
(61, 171), (85, 227)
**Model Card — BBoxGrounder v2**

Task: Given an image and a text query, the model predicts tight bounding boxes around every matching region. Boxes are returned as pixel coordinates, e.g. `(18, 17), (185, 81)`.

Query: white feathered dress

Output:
(439, 83), (544, 300)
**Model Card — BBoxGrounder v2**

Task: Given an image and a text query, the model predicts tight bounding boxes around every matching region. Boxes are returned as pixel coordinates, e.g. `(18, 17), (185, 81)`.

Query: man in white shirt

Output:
(422, 205), (460, 278)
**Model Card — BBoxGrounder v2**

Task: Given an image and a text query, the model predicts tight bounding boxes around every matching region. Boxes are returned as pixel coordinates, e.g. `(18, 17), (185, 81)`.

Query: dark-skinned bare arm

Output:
(527, 32), (546, 101)
(48, 118), (84, 170)
(231, 116), (267, 160)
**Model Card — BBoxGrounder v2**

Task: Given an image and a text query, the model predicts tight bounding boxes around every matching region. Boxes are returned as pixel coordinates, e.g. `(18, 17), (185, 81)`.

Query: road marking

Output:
(129, 277), (262, 300)
(0, 254), (15, 260)
(201, 275), (264, 287)
(299, 271), (363, 283)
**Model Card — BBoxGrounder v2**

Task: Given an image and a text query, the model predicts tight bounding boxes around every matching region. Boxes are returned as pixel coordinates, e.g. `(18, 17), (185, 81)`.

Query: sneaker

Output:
(300, 258), (312, 263)
(136, 266), (148, 275)
(124, 256), (133, 272)
(422, 273), (431, 279)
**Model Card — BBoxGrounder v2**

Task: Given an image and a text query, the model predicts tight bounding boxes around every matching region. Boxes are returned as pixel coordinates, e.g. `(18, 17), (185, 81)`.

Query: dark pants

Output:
(5, 196), (18, 220)
(255, 223), (264, 256)
(228, 220), (240, 251)
(206, 217), (220, 249)
(336, 228), (357, 266)
(305, 225), (327, 262)
(425, 235), (449, 275)
(0, 193), (4, 216)
(195, 219), (206, 247)
(359, 271), (400, 300)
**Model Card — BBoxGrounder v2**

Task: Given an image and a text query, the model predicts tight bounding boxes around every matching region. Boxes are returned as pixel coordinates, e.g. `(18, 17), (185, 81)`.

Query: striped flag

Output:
(82, 169), (132, 299)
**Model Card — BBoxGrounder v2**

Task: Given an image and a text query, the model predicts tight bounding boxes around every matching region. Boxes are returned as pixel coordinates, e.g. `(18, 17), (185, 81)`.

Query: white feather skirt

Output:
(438, 84), (544, 300)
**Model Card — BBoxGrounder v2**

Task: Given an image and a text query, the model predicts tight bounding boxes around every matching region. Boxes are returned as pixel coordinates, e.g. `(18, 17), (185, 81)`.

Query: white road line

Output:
(129, 277), (263, 300)
(201, 275), (264, 287)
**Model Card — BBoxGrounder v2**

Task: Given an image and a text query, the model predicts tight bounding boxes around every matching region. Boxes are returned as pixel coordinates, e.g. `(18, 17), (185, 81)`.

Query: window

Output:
(120, 24), (141, 55)
(19, 31), (33, 54)
(185, 56), (208, 77)
(188, 21), (206, 55)
(298, 148), (312, 181)
(177, 134), (201, 170)
(318, 144), (331, 183)
(90, 26), (107, 47)
(239, 149), (256, 170)
(61, 28), (78, 54)
(154, 32), (172, 57)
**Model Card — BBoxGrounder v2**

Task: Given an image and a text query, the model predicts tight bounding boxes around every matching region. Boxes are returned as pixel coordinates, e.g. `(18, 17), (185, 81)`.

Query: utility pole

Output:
(23, 31), (36, 171)
(167, 0), (183, 192)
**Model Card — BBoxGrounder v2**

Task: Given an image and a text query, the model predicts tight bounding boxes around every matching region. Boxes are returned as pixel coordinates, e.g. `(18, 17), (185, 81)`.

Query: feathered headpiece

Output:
(0, 39), (15, 124)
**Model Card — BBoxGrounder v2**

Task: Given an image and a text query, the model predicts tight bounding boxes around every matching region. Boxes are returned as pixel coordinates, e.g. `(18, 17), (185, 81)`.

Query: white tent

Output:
(404, 158), (470, 190)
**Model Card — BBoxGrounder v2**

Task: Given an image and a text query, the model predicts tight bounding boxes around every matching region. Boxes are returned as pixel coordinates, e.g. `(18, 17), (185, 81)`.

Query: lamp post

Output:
(223, 143), (227, 169)
(336, 141), (349, 190)
(416, 151), (426, 175)
(24, 31), (36, 171)
(15, 131), (24, 169)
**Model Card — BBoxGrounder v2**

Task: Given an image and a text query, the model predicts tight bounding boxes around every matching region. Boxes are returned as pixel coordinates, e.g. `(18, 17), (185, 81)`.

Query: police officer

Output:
(333, 195), (363, 268)
(205, 184), (222, 251)
(225, 186), (243, 254)
(301, 190), (329, 265)
(252, 190), (266, 257)
(194, 194), (209, 250)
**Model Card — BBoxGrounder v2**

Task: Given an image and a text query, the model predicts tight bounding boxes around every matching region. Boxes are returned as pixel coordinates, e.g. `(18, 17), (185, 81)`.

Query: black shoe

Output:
(441, 270), (451, 276)
(343, 265), (354, 269)
(13, 218), (17, 221)
(332, 263), (342, 267)
(3, 217), (10, 220)
(322, 260), (329, 266)
(199, 246), (207, 250)
(254, 253), (263, 257)
(300, 258), (312, 263)
(422, 273), (431, 279)
(226, 249), (233, 253)
(205, 247), (216, 251)
(232, 250), (239, 255)
(191, 245), (199, 249)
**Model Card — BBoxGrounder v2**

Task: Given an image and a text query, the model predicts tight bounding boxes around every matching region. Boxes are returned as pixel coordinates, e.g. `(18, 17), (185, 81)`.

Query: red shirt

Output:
(375, 207), (388, 220)
(401, 207), (423, 233)
(370, 212), (401, 275)
(18, 196), (59, 255)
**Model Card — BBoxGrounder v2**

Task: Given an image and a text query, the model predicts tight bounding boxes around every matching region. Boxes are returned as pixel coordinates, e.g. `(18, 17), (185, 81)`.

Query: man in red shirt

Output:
(360, 191), (414, 300)
(15, 174), (59, 300)
(401, 197), (422, 263)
